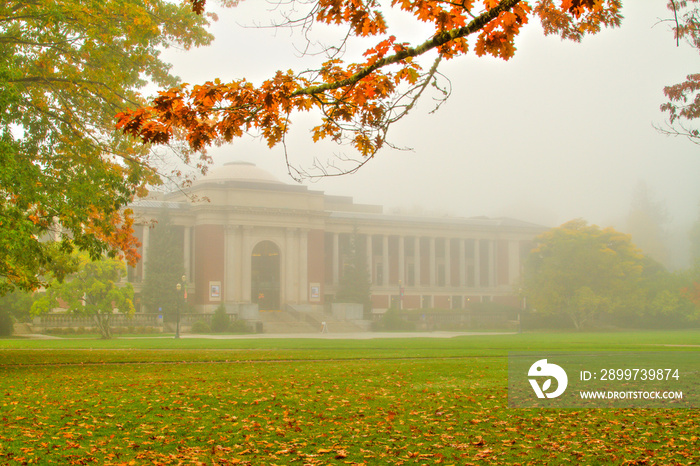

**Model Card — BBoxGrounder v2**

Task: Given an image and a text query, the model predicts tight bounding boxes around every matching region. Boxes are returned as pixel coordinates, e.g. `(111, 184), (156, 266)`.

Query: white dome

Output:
(200, 161), (282, 184)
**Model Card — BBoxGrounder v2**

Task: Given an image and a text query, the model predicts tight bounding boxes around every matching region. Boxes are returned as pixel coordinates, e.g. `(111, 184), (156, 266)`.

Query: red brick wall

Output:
(434, 295), (450, 309)
(194, 225), (224, 305)
(371, 294), (389, 309)
(403, 295), (420, 309)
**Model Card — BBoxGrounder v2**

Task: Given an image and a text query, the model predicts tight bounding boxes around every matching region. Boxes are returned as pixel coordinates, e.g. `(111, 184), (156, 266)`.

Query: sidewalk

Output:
(13, 331), (516, 340)
(159, 331), (517, 340)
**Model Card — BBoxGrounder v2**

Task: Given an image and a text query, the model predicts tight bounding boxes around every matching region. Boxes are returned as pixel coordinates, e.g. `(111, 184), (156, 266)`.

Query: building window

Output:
(406, 263), (415, 287)
(375, 263), (383, 286)
(437, 264), (445, 286)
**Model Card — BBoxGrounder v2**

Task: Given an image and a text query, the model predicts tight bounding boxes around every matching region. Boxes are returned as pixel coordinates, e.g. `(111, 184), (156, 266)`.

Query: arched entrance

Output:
(251, 241), (281, 310)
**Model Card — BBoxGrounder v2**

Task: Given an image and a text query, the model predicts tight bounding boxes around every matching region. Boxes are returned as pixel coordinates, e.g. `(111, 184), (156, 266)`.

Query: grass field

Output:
(1, 331), (698, 464)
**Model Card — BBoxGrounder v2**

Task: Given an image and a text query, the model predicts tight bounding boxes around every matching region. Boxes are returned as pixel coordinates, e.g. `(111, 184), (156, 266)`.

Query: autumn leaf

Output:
(116, 0), (622, 181)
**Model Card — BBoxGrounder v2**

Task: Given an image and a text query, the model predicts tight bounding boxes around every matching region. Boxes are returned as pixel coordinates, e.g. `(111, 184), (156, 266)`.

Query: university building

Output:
(128, 162), (544, 315)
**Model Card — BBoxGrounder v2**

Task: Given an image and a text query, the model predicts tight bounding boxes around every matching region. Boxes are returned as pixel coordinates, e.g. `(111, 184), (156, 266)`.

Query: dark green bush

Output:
(228, 319), (249, 333)
(191, 320), (211, 333)
(210, 304), (230, 333)
(372, 308), (415, 332)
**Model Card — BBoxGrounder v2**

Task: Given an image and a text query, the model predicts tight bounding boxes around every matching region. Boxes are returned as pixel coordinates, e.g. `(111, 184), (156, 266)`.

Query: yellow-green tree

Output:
(522, 219), (646, 330)
(32, 255), (134, 339)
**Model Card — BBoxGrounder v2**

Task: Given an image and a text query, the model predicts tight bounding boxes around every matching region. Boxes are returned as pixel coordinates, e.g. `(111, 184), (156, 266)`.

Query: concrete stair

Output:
(258, 308), (368, 334)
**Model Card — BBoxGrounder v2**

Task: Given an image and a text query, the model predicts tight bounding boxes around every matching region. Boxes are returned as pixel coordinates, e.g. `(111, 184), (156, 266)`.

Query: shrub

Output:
(372, 309), (415, 332)
(210, 304), (230, 333)
(0, 309), (14, 336)
(228, 319), (249, 333)
(191, 320), (211, 334)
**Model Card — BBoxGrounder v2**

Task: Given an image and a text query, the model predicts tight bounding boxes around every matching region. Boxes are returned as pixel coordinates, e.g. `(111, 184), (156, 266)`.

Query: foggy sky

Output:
(160, 1), (700, 268)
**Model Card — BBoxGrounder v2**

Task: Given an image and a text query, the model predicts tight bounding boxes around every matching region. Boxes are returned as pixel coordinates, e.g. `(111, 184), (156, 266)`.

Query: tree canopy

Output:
(0, 0), (216, 293)
(31, 254), (135, 339)
(117, 0), (623, 179)
(521, 219), (646, 330)
(660, 0), (700, 143)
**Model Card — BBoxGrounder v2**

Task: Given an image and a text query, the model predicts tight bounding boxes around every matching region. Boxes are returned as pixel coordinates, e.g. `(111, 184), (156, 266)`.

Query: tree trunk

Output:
(94, 313), (112, 339)
(568, 311), (582, 331)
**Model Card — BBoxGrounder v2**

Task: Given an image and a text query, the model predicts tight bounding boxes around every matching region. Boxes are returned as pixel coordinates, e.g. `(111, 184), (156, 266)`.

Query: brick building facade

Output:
(129, 162), (545, 313)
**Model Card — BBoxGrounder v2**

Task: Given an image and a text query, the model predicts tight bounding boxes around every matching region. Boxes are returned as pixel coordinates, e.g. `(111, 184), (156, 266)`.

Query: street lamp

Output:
(175, 275), (187, 339)
(175, 283), (181, 339)
(518, 288), (525, 334)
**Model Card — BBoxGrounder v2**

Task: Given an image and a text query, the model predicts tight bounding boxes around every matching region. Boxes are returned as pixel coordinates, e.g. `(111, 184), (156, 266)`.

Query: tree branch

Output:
(290, 0), (521, 97)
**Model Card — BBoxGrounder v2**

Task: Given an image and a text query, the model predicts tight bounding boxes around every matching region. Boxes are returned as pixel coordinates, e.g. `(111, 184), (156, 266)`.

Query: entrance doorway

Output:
(251, 241), (281, 310)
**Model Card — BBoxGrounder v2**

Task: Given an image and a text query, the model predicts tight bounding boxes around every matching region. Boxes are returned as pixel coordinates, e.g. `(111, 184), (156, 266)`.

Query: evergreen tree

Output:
(625, 182), (670, 267)
(336, 228), (372, 315)
(210, 304), (230, 333)
(140, 209), (185, 318)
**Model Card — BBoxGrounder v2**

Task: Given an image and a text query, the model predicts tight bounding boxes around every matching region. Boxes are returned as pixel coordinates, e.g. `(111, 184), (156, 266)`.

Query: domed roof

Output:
(199, 161), (283, 185)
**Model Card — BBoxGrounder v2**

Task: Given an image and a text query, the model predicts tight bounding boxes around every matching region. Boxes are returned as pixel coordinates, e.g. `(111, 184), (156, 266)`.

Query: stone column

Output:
(224, 226), (239, 302)
(332, 232), (340, 286)
(459, 238), (466, 287)
(398, 235), (405, 285)
(241, 226), (252, 302)
(444, 238), (451, 287)
(414, 236), (421, 287)
(299, 229), (309, 302)
(429, 237), (436, 286)
(141, 225), (149, 280)
(183, 226), (191, 282)
(382, 235), (389, 287)
(366, 234), (373, 285)
(488, 240), (496, 288)
(285, 228), (297, 304)
(509, 240), (519, 286)
(474, 239), (480, 289)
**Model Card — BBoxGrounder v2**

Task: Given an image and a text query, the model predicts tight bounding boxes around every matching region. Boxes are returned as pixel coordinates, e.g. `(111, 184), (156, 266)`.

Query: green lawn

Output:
(0, 331), (698, 464)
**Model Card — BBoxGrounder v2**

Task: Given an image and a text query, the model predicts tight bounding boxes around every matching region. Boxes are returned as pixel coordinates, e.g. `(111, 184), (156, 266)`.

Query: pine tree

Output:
(140, 209), (185, 319)
(336, 227), (372, 316)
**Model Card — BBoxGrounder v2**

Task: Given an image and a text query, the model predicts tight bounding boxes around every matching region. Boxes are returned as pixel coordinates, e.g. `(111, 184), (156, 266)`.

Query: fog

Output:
(160, 1), (700, 269)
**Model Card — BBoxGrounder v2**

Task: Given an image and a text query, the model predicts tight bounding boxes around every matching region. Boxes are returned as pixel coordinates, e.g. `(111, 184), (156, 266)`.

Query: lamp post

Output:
(518, 288), (524, 334)
(175, 275), (187, 339)
(175, 283), (181, 339)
